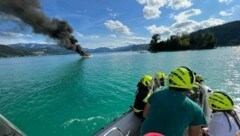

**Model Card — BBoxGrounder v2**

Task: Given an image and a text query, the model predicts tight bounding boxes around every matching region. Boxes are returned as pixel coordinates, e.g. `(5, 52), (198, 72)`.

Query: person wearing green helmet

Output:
(140, 66), (207, 136)
(151, 72), (166, 92)
(202, 91), (240, 136)
(133, 75), (153, 118)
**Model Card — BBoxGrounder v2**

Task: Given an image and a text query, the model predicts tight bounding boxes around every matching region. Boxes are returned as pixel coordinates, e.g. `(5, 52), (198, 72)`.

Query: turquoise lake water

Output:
(0, 47), (240, 136)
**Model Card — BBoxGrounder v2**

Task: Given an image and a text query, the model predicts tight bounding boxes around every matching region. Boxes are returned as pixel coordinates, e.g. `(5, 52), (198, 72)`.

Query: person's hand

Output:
(236, 131), (240, 136)
(202, 127), (208, 135)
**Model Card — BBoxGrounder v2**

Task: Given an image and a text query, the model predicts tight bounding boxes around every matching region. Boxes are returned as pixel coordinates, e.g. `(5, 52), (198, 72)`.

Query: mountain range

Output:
(0, 43), (149, 57)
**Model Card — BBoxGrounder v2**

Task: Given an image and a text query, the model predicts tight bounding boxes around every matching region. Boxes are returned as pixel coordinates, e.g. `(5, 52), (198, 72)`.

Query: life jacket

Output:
(133, 82), (151, 113)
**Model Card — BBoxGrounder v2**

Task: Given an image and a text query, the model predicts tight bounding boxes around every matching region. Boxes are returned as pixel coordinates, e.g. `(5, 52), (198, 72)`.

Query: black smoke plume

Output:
(0, 0), (90, 57)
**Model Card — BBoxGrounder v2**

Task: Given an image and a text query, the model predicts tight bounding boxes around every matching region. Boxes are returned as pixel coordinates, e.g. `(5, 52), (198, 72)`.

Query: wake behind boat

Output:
(93, 85), (213, 136)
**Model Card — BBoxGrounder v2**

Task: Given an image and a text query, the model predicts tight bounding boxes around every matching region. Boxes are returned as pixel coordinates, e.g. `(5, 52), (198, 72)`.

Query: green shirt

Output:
(140, 88), (207, 136)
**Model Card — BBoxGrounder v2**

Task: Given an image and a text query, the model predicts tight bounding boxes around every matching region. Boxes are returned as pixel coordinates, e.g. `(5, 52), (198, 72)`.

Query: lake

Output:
(0, 47), (240, 136)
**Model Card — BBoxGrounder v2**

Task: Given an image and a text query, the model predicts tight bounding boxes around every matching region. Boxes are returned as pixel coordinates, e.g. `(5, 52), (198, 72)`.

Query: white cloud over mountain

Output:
(146, 17), (225, 38)
(0, 32), (32, 37)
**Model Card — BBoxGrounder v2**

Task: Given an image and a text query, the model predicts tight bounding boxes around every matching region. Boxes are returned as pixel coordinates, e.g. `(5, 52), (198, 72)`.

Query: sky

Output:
(0, 0), (240, 49)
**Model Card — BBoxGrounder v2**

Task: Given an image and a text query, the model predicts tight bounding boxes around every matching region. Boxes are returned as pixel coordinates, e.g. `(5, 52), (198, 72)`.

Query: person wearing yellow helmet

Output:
(202, 91), (240, 136)
(140, 66), (207, 136)
(151, 72), (166, 92)
(186, 74), (205, 103)
(195, 75), (204, 85)
(133, 75), (153, 118)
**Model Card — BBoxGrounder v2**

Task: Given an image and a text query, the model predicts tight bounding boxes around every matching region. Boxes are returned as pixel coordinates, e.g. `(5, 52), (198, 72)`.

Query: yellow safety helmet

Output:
(155, 72), (166, 79)
(141, 75), (153, 87)
(196, 75), (204, 83)
(208, 91), (234, 111)
(167, 66), (195, 89)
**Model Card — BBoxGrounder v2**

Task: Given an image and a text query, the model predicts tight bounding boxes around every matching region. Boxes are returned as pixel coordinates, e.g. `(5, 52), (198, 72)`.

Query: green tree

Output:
(149, 34), (161, 51)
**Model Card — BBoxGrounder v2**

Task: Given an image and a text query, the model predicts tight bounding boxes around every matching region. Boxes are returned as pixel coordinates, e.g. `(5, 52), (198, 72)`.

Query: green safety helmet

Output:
(155, 72), (166, 79)
(208, 91), (234, 111)
(141, 75), (153, 87)
(167, 66), (195, 89)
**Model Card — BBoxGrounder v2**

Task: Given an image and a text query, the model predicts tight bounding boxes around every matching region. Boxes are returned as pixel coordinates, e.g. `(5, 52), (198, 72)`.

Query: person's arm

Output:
(188, 126), (201, 136)
(143, 102), (150, 118)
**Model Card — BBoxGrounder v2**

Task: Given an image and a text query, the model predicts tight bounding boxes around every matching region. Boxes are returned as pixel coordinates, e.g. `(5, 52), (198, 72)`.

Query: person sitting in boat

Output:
(202, 91), (240, 136)
(185, 74), (204, 104)
(151, 72), (166, 92)
(140, 66), (207, 136)
(195, 75), (204, 85)
(133, 75), (153, 119)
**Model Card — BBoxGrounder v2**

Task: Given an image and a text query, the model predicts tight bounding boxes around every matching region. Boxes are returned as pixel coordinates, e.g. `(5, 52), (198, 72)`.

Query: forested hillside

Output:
(191, 21), (240, 46)
(0, 45), (32, 57)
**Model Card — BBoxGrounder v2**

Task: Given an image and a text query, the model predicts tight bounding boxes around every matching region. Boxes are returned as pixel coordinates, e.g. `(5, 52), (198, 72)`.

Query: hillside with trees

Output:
(191, 20), (240, 46)
(0, 44), (75, 57)
(148, 20), (240, 52)
(0, 45), (32, 57)
(149, 32), (216, 52)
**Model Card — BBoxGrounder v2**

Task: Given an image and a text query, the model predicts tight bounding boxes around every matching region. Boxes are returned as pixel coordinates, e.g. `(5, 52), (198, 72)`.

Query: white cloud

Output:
(146, 25), (171, 35)
(137, 0), (167, 7)
(146, 0), (166, 7)
(172, 18), (224, 34)
(200, 18), (225, 28)
(0, 13), (21, 22)
(143, 6), (161, 19)
(75, 32), (84, 37)
(110, 13), (118, 18)
(0, 32), (57, 45)
(136, 0), (193, 19)
(0, 37), (48, 45)
(171, 20), (199, 33)
(146, 18), (225, 39)
(219, 11), (232, 16)
(110, 34), (117, 38)
(136, 0), (147, 5)
(90, 35), (100, 39)
(0, 32), (32, 37)
(104, 20), (133, 36)
(219, 5), (240, 16)
(124, 36), (150, 45)
(173, 9), (201, 22)
(107, 8), (118, 18)
(218, 0), (233, 4)
(167, 0), (192, 10)
(137, 0), (166, 19)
